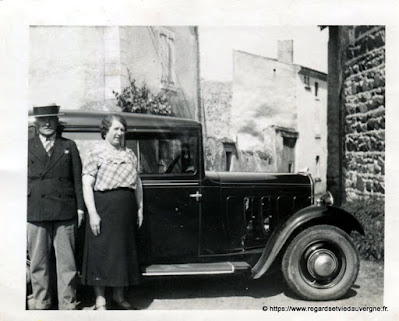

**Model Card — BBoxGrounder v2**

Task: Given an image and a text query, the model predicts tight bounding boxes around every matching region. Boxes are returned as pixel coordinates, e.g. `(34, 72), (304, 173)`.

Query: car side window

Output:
(62, 130), (198, 177)
(62, 132), (103, 160)
(126, 132), (198, 176)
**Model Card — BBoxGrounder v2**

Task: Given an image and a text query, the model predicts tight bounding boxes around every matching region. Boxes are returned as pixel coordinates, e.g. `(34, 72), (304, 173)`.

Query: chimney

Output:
(277, 40), (293, 64)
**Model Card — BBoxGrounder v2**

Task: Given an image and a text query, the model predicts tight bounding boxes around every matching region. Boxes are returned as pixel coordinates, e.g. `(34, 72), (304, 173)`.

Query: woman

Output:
(81, 114), (143, 310)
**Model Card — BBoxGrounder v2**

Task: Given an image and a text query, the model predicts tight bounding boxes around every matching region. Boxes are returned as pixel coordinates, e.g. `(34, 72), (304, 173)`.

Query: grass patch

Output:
(342, 198), (384, 262)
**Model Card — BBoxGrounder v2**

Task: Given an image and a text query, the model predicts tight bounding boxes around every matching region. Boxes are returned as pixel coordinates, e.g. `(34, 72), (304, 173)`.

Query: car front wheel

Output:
(282, 225), (359, 301)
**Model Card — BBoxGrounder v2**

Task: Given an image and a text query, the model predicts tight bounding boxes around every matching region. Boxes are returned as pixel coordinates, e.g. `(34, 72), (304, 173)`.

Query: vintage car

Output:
(28, 110), (364, 301)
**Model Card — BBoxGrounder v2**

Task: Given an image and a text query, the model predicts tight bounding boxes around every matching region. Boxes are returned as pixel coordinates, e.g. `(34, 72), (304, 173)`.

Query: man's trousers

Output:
(27, 218), (77, 310)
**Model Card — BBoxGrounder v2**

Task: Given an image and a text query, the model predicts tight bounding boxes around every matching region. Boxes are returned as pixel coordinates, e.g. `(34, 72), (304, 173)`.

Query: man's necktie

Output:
(43, 138), (53, 157)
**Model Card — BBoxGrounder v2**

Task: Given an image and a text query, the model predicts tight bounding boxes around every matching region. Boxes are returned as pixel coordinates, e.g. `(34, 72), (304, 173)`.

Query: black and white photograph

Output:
(0, 1), (398, 321)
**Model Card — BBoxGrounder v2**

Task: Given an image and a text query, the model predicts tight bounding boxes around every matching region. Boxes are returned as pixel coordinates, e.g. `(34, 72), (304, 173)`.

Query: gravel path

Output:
(77, 259), (384, 310)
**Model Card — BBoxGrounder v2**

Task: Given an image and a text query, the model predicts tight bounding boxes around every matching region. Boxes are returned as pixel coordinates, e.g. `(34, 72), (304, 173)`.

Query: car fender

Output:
(251, 205), (364, 279)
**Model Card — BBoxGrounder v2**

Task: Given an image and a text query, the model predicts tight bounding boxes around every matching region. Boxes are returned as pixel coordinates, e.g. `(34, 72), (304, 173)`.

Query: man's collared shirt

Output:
(39, 133), (56, 156)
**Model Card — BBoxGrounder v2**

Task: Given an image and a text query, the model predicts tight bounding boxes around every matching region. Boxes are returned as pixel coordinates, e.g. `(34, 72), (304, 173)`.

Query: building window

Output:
(315, 82), (319, 97)
(304, 75), (310, 89)
(223, 142), (236, 172)
(226, 151), (232, 171)
(315, 155), (321, 181)
(159, 28), (175, 88)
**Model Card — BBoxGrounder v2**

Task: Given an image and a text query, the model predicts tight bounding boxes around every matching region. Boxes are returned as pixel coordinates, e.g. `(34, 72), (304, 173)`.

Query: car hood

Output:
(205, 171), (311, 186)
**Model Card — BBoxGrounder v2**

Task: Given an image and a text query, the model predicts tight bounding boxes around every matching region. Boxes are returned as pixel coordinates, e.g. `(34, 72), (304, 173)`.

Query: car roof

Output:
(28, 110), (201, 130)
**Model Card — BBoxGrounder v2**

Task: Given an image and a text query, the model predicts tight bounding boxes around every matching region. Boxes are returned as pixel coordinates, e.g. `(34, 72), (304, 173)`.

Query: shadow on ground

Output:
(283, 286), (358, 301)
(78, 269), (287, 310)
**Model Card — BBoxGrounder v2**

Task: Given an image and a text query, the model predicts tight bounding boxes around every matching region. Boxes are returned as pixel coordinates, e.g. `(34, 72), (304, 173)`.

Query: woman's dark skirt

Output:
(81, 188), (141, 287)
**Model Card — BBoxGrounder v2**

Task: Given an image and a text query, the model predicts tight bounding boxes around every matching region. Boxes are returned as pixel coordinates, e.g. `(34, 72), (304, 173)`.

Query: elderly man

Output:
(27, 104), (84, 310)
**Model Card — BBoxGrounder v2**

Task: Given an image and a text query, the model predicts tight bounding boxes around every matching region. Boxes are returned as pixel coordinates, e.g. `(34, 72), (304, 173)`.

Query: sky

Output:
(198, 26), (329, 81)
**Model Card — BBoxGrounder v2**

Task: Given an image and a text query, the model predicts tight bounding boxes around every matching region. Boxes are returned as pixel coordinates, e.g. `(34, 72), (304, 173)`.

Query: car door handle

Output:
(189, 191), (202, 201)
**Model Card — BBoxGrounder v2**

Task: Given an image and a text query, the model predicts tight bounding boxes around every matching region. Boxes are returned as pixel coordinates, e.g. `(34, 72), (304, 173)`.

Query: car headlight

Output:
(317, 191), (334, 206)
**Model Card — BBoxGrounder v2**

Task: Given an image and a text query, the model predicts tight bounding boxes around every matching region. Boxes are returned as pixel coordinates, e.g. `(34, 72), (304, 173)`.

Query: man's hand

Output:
(77, 209), (84, 228)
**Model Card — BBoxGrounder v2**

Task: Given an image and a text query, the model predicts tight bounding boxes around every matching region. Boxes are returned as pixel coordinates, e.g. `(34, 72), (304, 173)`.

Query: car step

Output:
(142, 262), (251, 276)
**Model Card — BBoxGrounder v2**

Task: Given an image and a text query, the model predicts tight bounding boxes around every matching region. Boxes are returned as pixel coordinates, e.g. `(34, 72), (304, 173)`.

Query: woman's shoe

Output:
(95, 301), (107, 310)
(111, 299), (136, 310)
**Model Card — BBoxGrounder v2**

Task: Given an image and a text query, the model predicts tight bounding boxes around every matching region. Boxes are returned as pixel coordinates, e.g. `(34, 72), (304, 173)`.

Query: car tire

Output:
(282, 224), (359, 301)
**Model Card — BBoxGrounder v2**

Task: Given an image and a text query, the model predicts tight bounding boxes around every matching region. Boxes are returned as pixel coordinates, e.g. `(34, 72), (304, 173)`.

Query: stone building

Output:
(201, 81), (232, 141)
(202, 41), (328, 194)
(29, 26), (201, 121)
(201, 80), (234, 171)
(326, 26), (385, 204)
(201, 80), (274, 173)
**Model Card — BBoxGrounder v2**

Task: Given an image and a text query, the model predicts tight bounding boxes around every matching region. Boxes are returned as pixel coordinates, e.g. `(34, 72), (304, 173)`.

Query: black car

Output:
(28, 110), (364, 301)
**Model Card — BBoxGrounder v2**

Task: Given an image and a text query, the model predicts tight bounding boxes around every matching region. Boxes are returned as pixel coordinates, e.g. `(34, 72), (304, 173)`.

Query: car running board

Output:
(142, 262), (251, 276)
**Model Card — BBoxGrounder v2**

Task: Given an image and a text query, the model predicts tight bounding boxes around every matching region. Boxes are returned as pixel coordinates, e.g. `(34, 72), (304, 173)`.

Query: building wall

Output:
(173, 27), (201, 120)
(204, 136), (273, 172)
(231, 50), (297, 151)
(201, 80), (233, 172)
(29, 26), (200, 120)
(201, 79), (274, 172)
(327, 27), (347, 205)
(122, 26), (200, 120)
(295, 72), (328, 195)
(202, 80), (233, 140)
(342, 26), (385, 200)
(327, 26), (385, 203)
(123, 27), (160, 96)
(230, 49), (327, 193)
(29, 26), (107, 110)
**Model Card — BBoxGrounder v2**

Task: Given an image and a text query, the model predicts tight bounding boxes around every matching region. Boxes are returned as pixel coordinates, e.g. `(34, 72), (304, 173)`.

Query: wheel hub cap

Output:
(307, 249), (338, 278)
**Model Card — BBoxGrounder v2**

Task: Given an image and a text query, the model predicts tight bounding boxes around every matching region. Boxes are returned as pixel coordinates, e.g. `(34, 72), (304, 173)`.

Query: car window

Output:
(62, 132), (103, 161)
(63, 130), (199, 177)
(126, 132), (198, 176)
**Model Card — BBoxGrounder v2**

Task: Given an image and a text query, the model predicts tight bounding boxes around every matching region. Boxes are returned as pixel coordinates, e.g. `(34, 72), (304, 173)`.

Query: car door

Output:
(125, 130), (201, 264)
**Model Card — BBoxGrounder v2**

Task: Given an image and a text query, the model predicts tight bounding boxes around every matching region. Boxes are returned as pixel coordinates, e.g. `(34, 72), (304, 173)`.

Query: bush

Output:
(341, 198), (384, 262)
(113, 69), (173, 116)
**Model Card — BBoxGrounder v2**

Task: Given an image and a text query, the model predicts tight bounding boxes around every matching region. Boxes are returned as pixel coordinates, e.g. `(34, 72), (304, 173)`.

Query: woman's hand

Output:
(135, 177), (144, 229)
(83, 175), (102, 236)
(137, 207), (143, 228)
(90, 213), (101, 236)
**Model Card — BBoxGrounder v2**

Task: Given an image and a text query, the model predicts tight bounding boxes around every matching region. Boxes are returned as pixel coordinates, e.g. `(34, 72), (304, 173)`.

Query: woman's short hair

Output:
(100, 114), (128, 139)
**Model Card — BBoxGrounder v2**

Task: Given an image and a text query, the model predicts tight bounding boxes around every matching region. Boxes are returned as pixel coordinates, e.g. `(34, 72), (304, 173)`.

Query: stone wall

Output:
(204, 137), (274, 172)
(201, 80), (232, 171)
(342, 26), (385, 200)
(201, 80), (233, 140)
(201, 80), (274, 172)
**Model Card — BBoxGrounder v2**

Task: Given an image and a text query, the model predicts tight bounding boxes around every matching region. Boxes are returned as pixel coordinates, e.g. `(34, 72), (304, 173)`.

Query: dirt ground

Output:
(76, 259), (384, 310)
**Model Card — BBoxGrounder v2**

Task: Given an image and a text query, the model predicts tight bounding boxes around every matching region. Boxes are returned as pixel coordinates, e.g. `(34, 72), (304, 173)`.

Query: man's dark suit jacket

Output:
(27, 135), (84, 222)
